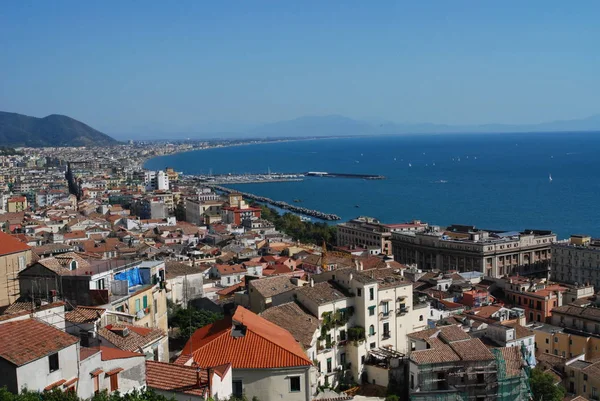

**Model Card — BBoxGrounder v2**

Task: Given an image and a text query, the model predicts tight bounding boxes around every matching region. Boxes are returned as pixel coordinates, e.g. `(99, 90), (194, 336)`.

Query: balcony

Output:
(382, 333), (391, 340)
(380, 311), (391, 320)
(397, 307), (409, 316)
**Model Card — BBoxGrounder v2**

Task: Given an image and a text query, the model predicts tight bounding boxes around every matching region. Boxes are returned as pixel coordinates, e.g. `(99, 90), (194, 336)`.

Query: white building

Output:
(0, 318), (80, 394)
(145, 171), (169, 191)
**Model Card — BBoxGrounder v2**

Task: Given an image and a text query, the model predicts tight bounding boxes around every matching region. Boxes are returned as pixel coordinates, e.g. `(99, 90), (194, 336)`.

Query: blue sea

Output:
(145, 133), (600, 239)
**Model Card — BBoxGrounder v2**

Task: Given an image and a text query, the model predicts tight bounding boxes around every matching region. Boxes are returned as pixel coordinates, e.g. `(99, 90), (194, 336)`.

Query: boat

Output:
(300, 216), (312, 222)
(293, 199), (302, 203)
(549, 173), (553, 182)
(408, 163), (412, 167)
(355, 205), (360, 208)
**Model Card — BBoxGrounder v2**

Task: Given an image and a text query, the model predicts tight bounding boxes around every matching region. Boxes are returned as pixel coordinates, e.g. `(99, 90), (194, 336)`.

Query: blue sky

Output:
(1, 1), (599, 135)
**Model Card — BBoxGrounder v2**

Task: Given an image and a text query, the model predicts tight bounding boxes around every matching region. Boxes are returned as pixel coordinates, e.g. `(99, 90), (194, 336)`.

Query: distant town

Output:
(0, 140), (595, 401)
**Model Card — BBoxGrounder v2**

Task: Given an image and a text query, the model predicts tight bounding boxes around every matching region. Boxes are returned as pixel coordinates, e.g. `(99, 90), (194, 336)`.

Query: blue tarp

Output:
(114, 267), (144, 287)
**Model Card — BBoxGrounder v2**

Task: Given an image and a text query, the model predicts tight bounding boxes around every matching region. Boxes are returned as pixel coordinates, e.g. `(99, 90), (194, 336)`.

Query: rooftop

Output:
(296, 281), (348, 305)
(260, 302), (319, 349)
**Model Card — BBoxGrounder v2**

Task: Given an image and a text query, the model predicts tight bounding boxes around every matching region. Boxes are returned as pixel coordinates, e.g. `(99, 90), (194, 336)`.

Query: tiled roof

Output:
(146, 361), (209, 397)
(215, 264), (246, 276)
(0, 231), (30, 256)
(503, 322), (535, 339)
(496, 347), (524, 377)
(552, 305), (600, 323)
(295, 282), (347, 305)
(65, 306), (105, 323)
(410, 344), (461, 365)
(98, 324), (165, 352)
(182, 306), (312, 369)
(80, 347), (100, 361)
(449, 338), (495, 361)
(260, 302), (319, 349)
(216, 282), (244, 296)
(438, 325), (471, 343)
(2, 300), (65, 316)
(250, 276), (295, 298)
(165, 261), (207, 280)
(0, 319), (79, 366)
(99, 346), (144, 361)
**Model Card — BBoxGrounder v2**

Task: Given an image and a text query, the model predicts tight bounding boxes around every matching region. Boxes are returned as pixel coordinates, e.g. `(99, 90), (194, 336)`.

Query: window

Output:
(554, 337), (558, 343)
(410, 373), (415, 389)
(340, 353), (346, 366)
(227, 277), (231, 284)
(419, 315), (423, 321)
(383, 322), (390, 339)
(339, 330), (346, 341)
(369, 325), (375, 336)
(70, 260), (77, 271)
(369, 288), (374, 301)
(357, 288), (362, 297)
(93, 376), (100, 395)
(585, 374), (588, 381)
(370, 342), (376, 349)
(382, 302), (389, 316)
(135, 299), (141, 312)
(233, 380), (243, 397)
(327, 358), (332, 373)
(545, 338), (549, 344)
(368, 306), (376, 316)
(110, 373), (119, 391)
(143, 295), (148, 310)
(18, 256), (26, 271)
(290, 376), (301, 392)
(49, 353), (59, 372)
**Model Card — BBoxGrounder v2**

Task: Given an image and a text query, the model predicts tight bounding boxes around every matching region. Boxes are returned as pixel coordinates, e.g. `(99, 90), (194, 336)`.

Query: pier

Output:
(209, 185), (341, 221)
(185, 171), (385, 185)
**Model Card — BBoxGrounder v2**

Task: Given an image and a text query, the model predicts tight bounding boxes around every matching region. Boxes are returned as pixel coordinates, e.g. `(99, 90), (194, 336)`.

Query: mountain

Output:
(243, 114), (600, 138)
(0, 111), (119, 147)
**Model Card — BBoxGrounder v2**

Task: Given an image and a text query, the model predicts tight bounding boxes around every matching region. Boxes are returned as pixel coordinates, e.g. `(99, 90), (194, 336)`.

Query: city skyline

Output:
(1, 1), (600, 136)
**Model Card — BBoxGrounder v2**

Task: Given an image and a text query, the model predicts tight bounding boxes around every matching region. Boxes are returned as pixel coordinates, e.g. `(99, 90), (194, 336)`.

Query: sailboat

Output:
(549, 173), (553, 182)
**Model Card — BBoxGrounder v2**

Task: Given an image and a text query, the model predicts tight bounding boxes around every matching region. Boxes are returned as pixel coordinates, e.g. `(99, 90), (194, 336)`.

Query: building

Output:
(177, 306), (313, 401)
(144, 171), (169, 191)
(529, 322), (600, 360)
(551, 235), (600, 289)
(0, 318), (80, 394)
(503, 277), (567, 323)
(291, 266), (429, 388)
(210, 264), (248, 287)
(247, 276), (297, 313)
(185, 198), (222, 226)
(98, 324), (168, 362)
(165, 261), (205, 308)
(221, 193), (261, 226)
(78, 346), (147, 398)
(0, 232), (32, 308)
(408, 327), (532, 401)
(7, 196), (27, 213)
(146, 360), (232, 401)
(550, 305), (600, 337)
(337, 217), (427, 256)
(392, 224), (556, 277)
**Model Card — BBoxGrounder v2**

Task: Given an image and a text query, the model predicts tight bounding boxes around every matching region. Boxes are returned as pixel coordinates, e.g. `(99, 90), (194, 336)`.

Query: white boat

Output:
(300, 216), (312, 222)
(408, 163), (412, 167)
(549, 173), (553, 182)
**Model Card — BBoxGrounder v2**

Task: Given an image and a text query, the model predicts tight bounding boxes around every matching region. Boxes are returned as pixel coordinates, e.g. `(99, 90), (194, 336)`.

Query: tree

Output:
(258, 205), (337, 246)
(529, 367), (565, 401)
(169, 306), (223, 341)
(0, 388), (173, 401)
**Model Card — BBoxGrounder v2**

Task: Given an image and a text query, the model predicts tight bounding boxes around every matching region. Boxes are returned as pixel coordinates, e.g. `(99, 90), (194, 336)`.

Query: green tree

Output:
(169, 306), (222, 341)
(529, 367), (565, 401)
(258, 205), (337, 246)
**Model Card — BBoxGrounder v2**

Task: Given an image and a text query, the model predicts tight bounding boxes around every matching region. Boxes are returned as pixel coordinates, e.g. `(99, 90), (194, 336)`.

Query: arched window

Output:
(419, 315), (423, 321)
(369, 325), (375, 336)
(70, 260), (77, 271)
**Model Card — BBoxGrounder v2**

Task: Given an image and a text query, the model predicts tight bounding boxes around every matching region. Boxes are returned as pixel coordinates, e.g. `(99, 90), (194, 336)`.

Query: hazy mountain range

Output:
(0, 111), (119, 147)
(118, 114), (600, 140)
(2, 110), (600, 146)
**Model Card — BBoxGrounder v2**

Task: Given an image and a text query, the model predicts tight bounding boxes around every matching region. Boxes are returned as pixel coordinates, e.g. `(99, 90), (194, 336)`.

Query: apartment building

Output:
(503, 276), (567, 323)
(392, 224), (556, 277)
(185, 198), (222, 225)
(144, 171), (169, 191)
(530, 322), (600, 360)
(294, 266), (429, 388)
(337, 217), (427, 256)
(550, 305), (600, 337)
(551, 235), (600, 289)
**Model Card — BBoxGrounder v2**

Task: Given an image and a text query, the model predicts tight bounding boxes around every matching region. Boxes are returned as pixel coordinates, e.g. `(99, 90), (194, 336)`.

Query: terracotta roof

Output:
(0, 231), (30, 256)
(146, 360), (210, 397)
(502, 322), (535, 339)
(0, 319), (79, 366)
(449, 338), (495, 361)
(98, 324), (165, 352)
(215, 264), (246, 276)
(99, 346), (144, 361)
(216, 282), (244, 296)
(552, 305), (600, 323)
(182, 306), (312, 369)
(80, 347), (100, 361)
(496, 346), (524, 377)
(165, 261), (207, 280)
(65, 306), (105, 323)
(2, 300), (65, 316)
(410, 344), (461, 365)
(260, 302), (319, 349)
(438, 325), (471, 343)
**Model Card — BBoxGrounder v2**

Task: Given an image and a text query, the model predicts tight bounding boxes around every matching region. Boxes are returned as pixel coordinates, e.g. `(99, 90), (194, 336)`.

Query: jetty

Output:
(185, 171), (385, 185)
(209, 185), (341, 221)
(305, 172), (385, 179)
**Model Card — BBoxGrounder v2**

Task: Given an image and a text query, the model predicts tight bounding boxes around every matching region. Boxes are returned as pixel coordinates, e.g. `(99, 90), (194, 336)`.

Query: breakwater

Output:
(209, 185), (341, 221)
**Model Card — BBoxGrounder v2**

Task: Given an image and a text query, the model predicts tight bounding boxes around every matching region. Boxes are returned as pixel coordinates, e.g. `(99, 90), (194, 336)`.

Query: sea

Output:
(144, 132), (600, 239)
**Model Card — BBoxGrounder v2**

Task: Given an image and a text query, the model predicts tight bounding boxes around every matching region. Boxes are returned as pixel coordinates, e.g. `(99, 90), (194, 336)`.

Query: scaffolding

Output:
(492, 346), (532, 401)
